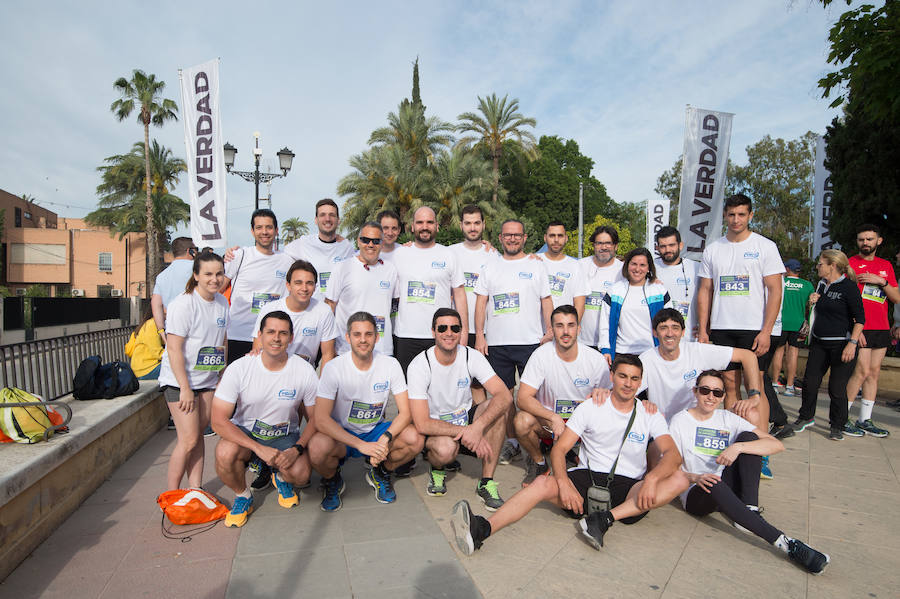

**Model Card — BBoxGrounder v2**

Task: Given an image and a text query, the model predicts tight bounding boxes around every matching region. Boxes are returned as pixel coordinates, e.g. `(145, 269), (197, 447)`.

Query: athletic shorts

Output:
(770, 334), (786, 349)
(708, 329), (773, 371)
(227, 340), (253, 365)
(785, 331), (806, 348)
(162, 386), (215, 402)
(487, 344), (539, 389)
(424, 403), (480, 458)
(862, 329), (892, 350)
(344, 420), (393, 459)
(395, 337), (435, 375)
(237, 425), (300, 451)
(563, 468), (646, 524)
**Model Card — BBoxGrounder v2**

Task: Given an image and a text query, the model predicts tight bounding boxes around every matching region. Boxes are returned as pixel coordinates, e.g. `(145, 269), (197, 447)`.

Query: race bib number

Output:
(554, 398), (584, 421)
(693, 427), (730, 456)
(861, 284), (886, 303)
(548, 275), (566, 297)
(674, 301), (690, 317)
(439, 407), (469, 426)
(374, 316), (386, 338)
(348, 401), (384, 426)
(464, 272), (479, 292)
(194, 346), (225, 371)
(493, 292), (520, 314)
(319, 272), (331, 294)
(250, 419), (289, 441)
(407, 281), (436, 303)
(586, 291), (604, 310)
(719, 275), (750, 296)
(251, 292), (280, 314)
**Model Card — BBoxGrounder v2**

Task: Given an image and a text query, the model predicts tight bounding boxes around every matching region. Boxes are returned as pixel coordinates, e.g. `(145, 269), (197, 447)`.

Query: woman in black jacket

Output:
(794, 250), (865, 440)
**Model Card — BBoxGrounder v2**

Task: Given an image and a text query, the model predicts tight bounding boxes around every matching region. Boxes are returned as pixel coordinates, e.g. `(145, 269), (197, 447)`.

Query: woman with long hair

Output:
(794, 249), (865, 441)
(158, 250), (229, 490)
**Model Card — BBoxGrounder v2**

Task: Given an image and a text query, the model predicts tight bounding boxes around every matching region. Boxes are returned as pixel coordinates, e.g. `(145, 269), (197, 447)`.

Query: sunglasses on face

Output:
(436, 324), (462, 333)
(359, 236), (382, 245)
(695, 386), (725, 398)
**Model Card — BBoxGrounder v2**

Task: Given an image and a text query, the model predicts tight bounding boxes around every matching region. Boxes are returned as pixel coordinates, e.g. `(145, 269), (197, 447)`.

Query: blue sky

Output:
(0, 1), (851, 247)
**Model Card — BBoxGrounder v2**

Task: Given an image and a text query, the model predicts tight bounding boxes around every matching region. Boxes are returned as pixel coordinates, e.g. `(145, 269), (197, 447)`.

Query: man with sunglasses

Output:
(325, 222), (400, 356)
(408, 308), (512, 509)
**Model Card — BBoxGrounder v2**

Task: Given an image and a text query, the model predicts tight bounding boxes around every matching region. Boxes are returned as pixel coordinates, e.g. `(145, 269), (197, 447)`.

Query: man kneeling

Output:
(451, 354), (689, 553)
(212, 311), (320, 527)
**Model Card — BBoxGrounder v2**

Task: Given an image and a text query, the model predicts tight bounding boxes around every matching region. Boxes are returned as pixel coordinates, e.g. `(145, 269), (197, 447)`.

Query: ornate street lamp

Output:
(223, 132), (294, 210)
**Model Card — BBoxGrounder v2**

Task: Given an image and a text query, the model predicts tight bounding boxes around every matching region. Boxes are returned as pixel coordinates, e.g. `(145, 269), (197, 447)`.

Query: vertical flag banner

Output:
(812, 135), (834, 256)
(179, 59), (226, 248)
(677, 106), (734, 260)
(646, 199), (670, 253)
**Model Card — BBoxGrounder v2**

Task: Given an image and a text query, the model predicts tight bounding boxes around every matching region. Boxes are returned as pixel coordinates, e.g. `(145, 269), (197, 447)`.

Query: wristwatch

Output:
(293, 443), (305, 456)
(747, 389), (761, 397)
(381, 430), (394, 444)
(848, 338), (859, 345)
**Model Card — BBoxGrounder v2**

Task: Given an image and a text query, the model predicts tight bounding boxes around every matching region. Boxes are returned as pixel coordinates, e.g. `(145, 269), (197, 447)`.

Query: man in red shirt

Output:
(845, 224), (899, 437)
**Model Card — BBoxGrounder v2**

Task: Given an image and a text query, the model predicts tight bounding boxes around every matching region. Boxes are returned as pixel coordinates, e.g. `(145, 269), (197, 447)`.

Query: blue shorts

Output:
(344, 420), (393, 459)
(237, 425), (300, 451)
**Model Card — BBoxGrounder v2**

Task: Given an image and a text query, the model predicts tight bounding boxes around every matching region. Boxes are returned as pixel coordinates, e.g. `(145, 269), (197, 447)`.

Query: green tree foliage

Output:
(110, 69), (179, 281)
(563, 214), (637, 259)
(24, 284), (48, 298)
(280, 217), (309, 244)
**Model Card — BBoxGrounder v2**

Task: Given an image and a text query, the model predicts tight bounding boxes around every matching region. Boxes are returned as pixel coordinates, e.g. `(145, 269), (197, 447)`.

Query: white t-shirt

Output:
(449, 242), (495, 331)
(407, 346), (497, 423)
(541, 255), (591, 309)
(393, 244), (465, 339)
(152, 259), (195, 309)
(159, 290), (230, 389)
(519, 342), (611, 417)
(284, 234), (355, 301)
(474, 255), (551, 346)
(579, 258), (625, 346)
(566, 398), (670, 480)
(326, 257), (400, 355)
(697, 233), (785, 331)
(637, 342), (734, 422)
(224, 247), (295, 342)
(380, 247), (400, 263)
(215, 353), (318, 437)
(251, 297), (338, 364)
(655, 257), (699, 339)
(669, 408), (756, 506)
(317, 352), (408, 434)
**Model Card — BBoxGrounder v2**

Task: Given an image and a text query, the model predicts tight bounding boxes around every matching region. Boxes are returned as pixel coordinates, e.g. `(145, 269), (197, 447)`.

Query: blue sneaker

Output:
(272, 472), (298, 509)
(760, 456), (773, 480)
(366, 468), (397, 504)
(320, 471), (345, 512)
(225, 495), (253, 528)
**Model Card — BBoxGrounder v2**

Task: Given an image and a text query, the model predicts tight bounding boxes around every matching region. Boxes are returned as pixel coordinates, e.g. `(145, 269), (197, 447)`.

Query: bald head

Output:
(412, 205), (438, 246)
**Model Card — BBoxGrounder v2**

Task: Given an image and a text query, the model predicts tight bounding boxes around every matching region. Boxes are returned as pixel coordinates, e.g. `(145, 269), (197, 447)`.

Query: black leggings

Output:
(684, 432), (782, 544)
(798, 339), (856, 428)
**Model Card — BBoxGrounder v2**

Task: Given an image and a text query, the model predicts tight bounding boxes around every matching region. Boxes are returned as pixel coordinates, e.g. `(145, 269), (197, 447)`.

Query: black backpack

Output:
(73, 355), (140, 400)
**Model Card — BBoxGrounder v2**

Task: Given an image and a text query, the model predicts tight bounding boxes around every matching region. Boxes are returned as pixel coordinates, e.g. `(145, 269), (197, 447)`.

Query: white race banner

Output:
(646, 199), (670, 253)
(677, 106), (734, 260)
(812, 135), (834, 256)
(179, 59), (226, 248)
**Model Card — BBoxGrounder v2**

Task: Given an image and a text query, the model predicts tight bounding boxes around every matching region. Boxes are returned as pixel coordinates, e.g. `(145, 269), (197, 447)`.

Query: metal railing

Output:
(0, 327), (133, 400)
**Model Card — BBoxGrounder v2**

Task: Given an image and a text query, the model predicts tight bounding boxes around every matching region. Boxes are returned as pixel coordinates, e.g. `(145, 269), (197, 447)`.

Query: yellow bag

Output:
(0, 387), (53, 444)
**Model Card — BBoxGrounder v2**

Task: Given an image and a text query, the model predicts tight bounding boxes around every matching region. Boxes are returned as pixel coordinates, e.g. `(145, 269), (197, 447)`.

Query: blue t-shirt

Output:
(153, 260), (195, 308)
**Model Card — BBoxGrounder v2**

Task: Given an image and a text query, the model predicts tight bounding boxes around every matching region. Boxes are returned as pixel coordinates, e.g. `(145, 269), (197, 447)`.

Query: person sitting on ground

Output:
(211, 311), (320, 527)
(450, 354), (689, 554)
(125, 304), (164, 380)
(408, 308), (512, 509)
(669, 369), (830, 574)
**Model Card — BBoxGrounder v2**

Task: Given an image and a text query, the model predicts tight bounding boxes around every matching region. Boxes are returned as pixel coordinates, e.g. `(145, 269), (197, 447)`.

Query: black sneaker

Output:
(451, 499), (490, 556)
(793, 417), (814, 432)
(828, 428), (844, 441)
(394, 459), (416, 478)
(578, 510), (612, 550)
(251, 462), (272, 490)
(521, 454), (549, 486)
(771, 423), (795, 440)
(166, 418), (176, 431)
(445, 459), (462, 472)
(787, 538), (830, 574)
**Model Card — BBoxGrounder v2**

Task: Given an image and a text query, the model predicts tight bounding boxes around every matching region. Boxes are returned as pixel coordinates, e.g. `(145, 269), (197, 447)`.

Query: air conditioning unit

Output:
(71, 289), (85, 297)
(15, 288), (26, 296)
(111, 289), (124, 297)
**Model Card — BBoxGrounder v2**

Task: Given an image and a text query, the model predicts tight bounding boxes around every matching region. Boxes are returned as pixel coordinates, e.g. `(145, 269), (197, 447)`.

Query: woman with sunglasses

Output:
(599, 248), (671, 365)
(669, 370), (830, 574)
(794, 250), (865, 440)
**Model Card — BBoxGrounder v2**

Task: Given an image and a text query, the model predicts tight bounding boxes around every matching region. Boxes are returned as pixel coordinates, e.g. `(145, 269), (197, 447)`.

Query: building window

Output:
(97, 285), (113, 298)
(15, 207), (21, 227)
(99, 252), (113, 272)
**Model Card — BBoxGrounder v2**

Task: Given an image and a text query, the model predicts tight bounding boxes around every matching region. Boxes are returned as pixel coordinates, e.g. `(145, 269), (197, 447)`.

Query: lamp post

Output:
(222, 132), (295, 210)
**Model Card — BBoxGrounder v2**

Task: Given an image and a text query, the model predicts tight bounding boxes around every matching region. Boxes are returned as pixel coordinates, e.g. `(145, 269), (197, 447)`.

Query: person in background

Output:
(125, 304), (164, 380)
(770, 259), (813, 397)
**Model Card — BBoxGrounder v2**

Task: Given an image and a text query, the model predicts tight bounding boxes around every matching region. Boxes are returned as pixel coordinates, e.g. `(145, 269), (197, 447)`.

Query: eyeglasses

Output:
(594, 241), (614, 247)
(359, 236), (382, 245)
(695, 386), (725, 398)
(501, 233), (524, 239)
(436, 324), (462, 333)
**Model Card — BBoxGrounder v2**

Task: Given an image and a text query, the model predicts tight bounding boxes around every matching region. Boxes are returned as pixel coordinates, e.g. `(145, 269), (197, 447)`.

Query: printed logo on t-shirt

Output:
(373, 381), (389, 392)
(276, 270), (287, 279)
(676, 276), (692, 286)
(683, 369), (698, 381)
(379, 280), (390, 289)
(627, 431), (646, 443)
(743, 251), (760, 260)
(518, 271), (533, 280)
(302, 327), (317, 336)
(573, 377), (590, 388)
(277, 388), (297, 400)
(457, 377), (470, 388)
(217, 317), (226, 327)
(431, 260), (447, 269)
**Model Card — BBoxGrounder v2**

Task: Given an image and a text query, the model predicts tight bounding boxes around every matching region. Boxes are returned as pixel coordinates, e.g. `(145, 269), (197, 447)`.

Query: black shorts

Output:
(395, 337), (436, 375)
(425, 403), (480, 458)
(162, 386), (215, 402)
(708, 329), (772, 371)
(487, 344), (539, 389)
(785, 331), (805, 348)
(770, 334), (786, 349)
(863, 329), (892, 350)
(564, 469), (646, 524)
(227, 340), (253, 365)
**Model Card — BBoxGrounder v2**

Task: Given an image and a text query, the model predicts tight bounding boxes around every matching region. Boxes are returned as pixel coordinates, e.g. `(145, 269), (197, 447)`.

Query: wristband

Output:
(293, 443), (305, 456)
(848, 338), (858, 345)
(381, 430), (394, 443)
(747, 389), (760, 397)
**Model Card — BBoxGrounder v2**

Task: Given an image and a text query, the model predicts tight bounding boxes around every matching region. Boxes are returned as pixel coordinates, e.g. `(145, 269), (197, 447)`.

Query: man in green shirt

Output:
(771, 259), (814, 397)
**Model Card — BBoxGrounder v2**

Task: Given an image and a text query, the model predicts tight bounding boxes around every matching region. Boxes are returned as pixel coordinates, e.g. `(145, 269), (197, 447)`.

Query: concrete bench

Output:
(0, 381), (167, 581)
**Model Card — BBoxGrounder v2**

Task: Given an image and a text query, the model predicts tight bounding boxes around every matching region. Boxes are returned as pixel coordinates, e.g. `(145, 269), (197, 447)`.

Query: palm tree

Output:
(431, 147), (497, 228)
(110, 69), (179, 281)
(368, 102), (454, 167)
(280, 217), (309, 244)
(456, 93), (539, 203)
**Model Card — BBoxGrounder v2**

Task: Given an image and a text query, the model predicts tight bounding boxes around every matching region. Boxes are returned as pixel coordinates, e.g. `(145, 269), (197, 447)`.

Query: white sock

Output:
(860, 399), (875, 422)
(507, 439), (519, 449)
(774, 534), (790, 553)
(535, 458), (546, 466)
(236, 487), (252, 499)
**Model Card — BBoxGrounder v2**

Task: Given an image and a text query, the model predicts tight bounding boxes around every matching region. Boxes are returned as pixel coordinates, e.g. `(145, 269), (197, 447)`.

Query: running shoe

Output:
(427, 466), (447, 497)
(856, 419), (889, 438)
(828, 428), (844, 441)
(782, 386), (798, 397)
(770, 423), (795, 440)
(498, 441), (521, 465)
(793, 417), (814, 432)
(366, 468), (397, 504)
(521, 454), (549, 486)
(787, 538), (830, 574)
(250, 461), (272, 490)
(394, 459), (416, 478)
(578, 510), (612, 550)
(320, 471), (345, 512)
(475, 479), (504, 511)
(166, 417), (176, 430)
(203, 425), (216, 437)
(451, 499), (490, 555)
(760, 456), (773, 480)
(225, 495), (253, 528)
(842, 422), (864, 437)
(445, 459), (462, 472)
(271, 473), (299, 509)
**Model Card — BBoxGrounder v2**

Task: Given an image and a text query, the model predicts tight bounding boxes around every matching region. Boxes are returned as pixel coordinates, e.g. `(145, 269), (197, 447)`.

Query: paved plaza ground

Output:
(2, 390), (899, 598)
